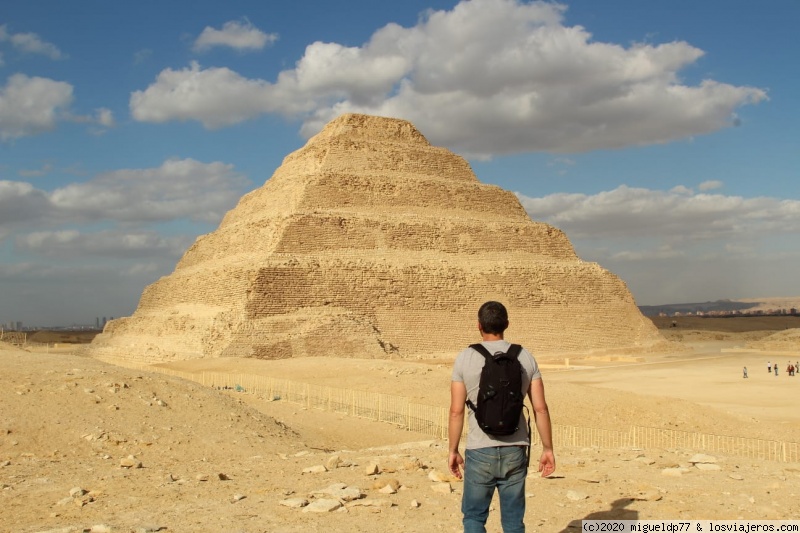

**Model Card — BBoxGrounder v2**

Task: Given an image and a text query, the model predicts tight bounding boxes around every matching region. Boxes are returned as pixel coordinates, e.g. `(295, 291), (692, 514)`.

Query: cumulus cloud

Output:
(518, 185), (800, 304)
(17, 229), (193, 259)
(0, 158), (250, 244)
(130, 0), (766, 157)
(0, 180), (52, 231)
(0, 74), (74, 140)
(519, 185), (800, 241)
(193, 19), (277, 52)
(0, 24), (65, 60)
(49, 158), (250, 223)
(130, 62), (276, 128)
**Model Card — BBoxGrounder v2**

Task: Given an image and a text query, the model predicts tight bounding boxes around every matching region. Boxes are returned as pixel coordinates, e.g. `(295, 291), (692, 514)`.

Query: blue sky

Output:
(1, 0), (798, 327)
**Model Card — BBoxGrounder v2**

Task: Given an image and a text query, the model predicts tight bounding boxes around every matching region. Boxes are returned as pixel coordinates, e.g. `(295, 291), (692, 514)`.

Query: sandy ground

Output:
(2, 329), (799, 533)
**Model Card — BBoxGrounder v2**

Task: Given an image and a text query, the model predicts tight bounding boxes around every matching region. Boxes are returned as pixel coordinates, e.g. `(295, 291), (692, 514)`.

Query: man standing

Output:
(448, 301), (555, 533)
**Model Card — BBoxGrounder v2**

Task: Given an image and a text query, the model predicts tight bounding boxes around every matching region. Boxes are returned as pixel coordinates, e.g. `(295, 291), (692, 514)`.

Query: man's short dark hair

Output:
(478, 301), (509, 334)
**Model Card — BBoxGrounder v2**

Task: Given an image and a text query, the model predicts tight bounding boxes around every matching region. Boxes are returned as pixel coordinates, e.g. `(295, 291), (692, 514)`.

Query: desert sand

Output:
(2, 325), (799, 533)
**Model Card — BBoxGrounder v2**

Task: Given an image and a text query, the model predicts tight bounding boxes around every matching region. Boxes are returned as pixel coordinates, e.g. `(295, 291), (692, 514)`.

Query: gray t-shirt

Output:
(451, 340), (541, 450)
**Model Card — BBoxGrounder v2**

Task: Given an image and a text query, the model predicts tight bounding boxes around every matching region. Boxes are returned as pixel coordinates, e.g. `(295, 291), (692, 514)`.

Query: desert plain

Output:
(2, 315), (800, 533)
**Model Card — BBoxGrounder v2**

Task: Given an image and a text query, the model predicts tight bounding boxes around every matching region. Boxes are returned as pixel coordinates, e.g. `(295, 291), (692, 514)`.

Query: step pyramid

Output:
(86, 113), (664, 363)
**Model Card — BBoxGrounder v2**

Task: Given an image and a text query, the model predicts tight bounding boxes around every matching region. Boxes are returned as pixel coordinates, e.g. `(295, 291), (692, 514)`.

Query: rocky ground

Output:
(2, 328), (799, 533)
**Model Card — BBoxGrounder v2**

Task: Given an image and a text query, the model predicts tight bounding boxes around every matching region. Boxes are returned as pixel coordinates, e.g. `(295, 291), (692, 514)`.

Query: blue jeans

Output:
(462, 446), (528, 533)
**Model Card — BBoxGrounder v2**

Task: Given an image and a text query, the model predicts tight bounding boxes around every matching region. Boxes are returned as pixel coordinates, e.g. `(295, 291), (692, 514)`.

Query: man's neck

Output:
(480, 333), (504, 342)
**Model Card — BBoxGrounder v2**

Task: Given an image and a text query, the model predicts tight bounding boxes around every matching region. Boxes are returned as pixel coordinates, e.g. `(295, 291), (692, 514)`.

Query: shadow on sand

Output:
(556, 498), (639, 532)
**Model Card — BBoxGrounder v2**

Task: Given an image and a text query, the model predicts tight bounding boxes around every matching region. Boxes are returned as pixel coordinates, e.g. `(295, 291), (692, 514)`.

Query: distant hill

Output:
(639, 300), (757, 317)
(639, 297), (800, 317)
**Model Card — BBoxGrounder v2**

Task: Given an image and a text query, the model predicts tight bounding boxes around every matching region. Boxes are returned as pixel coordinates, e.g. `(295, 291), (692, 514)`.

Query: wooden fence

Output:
(138, 366), (800, 464)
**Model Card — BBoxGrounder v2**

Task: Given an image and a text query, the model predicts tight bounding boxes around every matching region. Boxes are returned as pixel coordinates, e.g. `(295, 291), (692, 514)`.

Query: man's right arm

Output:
(529, 377), (555, 477)
(448, 380), (467, 479)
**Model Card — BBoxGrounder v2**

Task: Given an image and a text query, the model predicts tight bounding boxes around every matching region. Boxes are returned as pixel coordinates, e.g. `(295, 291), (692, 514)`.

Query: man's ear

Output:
(477, 321), (483, 333)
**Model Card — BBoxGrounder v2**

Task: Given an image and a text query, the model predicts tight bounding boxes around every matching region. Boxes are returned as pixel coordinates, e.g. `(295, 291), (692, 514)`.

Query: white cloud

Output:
(0, 158), (251, 244)
(517, 185), (800, 305)
(517, 185), (800, 241)
(130, 62), (275, 128)
(49, 158), (250, 223)
(0, 24), (65, 60)
(130, 0), (766, 157)
(193, 19), (277, 52)
(0, 74), (74, 140)
(0, 180), (52, 232)
(17, 229), (193, 259)
(95, 108), (115, 127)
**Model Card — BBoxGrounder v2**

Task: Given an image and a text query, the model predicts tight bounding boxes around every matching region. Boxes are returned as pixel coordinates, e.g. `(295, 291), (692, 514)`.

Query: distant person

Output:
(448, 301), (555, 533)
(775, 365), (779, 376)
(743, 366), (748, 379)
(767, 361), (772, 373)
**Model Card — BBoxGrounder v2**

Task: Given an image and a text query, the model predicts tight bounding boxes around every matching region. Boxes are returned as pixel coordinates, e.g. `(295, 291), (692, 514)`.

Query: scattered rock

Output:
(431, 482), (452, 494)
(348, 498), (393, 508)
(372, 478), (401, 492)
(428, 470), (449, 482)
(279, 498), (309, 508)
(312, 483), (364, 501)
(302, 465), (328, 474)
(302, 499), (343, 513)
(378, 484), (396, 494)
(365, 463), (380, 475)
(695, 463), (721, 471)
(631, 488), (663, 501)
(689, 454), (718, 464)
(566, 490), (589, 501)
(120, 455), (142, 468)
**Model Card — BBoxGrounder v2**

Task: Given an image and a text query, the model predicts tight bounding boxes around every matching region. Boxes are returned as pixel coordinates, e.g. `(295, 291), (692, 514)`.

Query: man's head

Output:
(478, 301), (509, 335)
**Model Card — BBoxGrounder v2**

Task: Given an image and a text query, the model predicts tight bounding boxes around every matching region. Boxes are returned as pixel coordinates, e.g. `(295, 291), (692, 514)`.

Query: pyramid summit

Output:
(86, 113), (664, 364)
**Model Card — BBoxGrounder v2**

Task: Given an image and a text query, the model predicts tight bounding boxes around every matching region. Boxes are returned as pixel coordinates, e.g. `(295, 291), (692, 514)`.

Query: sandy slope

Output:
(2, 335), (799, 533)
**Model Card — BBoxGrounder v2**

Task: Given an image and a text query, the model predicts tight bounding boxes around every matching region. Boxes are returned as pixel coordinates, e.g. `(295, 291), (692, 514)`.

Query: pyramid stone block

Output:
(85, 113), (664, 364)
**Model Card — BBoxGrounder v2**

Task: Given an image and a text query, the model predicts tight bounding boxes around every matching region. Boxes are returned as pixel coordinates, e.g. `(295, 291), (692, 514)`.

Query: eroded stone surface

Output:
(84, 113), (665, 364)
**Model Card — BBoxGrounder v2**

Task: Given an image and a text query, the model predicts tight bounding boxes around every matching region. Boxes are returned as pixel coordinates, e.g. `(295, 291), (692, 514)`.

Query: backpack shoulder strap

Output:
(506, 344), (522, 359)
(469, 343), (493, 359)
(465, 344), (491, 413)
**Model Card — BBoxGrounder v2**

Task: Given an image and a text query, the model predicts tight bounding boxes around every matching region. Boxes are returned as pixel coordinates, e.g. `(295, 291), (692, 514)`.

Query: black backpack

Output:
(465, 343), (526, 436)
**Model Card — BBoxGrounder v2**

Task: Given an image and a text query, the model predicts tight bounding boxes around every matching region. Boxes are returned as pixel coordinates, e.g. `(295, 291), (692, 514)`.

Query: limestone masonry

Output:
(86, 113), (665, 364)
